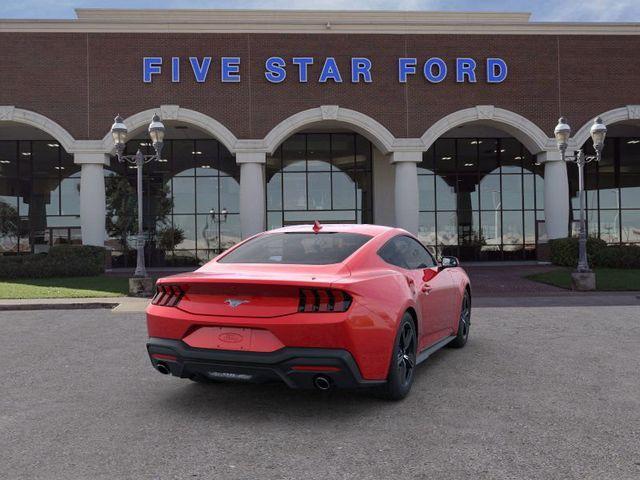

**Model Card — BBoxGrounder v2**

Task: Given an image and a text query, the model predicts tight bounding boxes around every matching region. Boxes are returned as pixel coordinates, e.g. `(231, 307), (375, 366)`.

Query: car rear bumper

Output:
(147, 337), (386, 390)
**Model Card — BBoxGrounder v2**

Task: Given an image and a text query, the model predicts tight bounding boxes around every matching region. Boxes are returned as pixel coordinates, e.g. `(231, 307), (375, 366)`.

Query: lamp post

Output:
(553, 116), (607, 280)
(110, 114), (165, 278)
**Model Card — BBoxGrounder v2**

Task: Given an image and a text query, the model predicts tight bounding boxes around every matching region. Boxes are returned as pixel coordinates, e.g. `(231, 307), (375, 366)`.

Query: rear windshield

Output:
(218, 232), (372, 265)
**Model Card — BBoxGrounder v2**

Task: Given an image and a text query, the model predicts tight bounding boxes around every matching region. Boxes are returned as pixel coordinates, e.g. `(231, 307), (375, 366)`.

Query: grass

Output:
(526, 268), (640, 291)
(0, 276), (130, 299)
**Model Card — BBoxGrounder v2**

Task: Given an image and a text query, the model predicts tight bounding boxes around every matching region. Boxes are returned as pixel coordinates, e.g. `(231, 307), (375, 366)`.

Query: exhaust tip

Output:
(156, 362), (170, 375)
(313, 375), (331, 391)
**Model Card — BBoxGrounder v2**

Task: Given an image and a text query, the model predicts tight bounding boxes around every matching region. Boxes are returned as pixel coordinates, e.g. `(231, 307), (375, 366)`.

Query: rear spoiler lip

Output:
(156, 272), (352, 291)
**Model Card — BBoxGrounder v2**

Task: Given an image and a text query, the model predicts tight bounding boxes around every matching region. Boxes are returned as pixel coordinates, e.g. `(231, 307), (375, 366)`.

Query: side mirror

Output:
(440, 256), (459, 269)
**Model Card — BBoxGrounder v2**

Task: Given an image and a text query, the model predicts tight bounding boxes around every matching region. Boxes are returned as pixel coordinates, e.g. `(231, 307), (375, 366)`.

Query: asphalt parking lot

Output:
(1, 302), (639, 480)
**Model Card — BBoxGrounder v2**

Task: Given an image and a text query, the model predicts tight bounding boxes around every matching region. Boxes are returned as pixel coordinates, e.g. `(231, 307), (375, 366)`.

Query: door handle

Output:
(422, 283), (433, 294)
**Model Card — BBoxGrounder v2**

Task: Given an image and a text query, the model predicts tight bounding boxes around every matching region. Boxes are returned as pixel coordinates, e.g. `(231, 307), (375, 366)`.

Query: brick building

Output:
(1, 9), (639, 265)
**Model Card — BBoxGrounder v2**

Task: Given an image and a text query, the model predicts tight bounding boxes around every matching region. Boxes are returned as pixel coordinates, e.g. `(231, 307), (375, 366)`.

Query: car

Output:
(146, 223), (471, 400)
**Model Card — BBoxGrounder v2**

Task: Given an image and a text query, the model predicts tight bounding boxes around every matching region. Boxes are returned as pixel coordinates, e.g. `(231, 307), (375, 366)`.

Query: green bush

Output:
(550, 237), (640, 269)
(593, 245), (640, 268)
(549, 237), (607, 267)
(0, 245), (106, 279)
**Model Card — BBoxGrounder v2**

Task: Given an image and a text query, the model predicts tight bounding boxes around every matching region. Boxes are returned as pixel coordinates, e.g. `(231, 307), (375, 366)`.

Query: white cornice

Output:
(0, 9), (639, 35)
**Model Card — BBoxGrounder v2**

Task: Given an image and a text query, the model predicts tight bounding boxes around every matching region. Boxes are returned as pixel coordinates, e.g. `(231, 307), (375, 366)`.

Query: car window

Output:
(378, 235), (437, 270)
(218, 232), (372, 265)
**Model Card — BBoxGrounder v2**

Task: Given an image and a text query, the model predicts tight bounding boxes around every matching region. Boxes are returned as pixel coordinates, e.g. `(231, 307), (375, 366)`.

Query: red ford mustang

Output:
(146, 223), (471, 399)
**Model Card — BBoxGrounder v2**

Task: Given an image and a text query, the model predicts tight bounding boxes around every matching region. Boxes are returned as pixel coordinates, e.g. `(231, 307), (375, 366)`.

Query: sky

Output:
(1, 0), (640, 22)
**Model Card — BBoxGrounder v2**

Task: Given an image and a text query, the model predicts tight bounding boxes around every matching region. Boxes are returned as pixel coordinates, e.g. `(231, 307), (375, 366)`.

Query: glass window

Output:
(268, 133), (372, 227)
(332, 171), (356, 210)
(282, 135), (306, 172)
(267, 172), (282, 211)
(418, 211), (436, 246)
(173, 140), (195, 176)
(283, 173), (307, 210)
(308, 172), (331, 210)
(307, 134), (331, 171)
(435, 139), (456, 175)
(219, 232), (371, 264)
(477, 139), (498, 174)
(0, 141), (18, 177)
(196, 177), (219, 214)
(502, 175), (523, 210)
(419, 175), (435, 211)
(621, 210), (640, 243)
(500, 138), (523, 174)
(378, 235), (436, 270)
(435, 176), (456, 210)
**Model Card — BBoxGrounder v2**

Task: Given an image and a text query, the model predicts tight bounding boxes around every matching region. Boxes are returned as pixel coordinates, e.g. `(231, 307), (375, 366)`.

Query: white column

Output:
(75, 153), (109, 246)
(539, 151), (569, 239)
(237, 151), (266, 239)
(391, 151), (421, 235)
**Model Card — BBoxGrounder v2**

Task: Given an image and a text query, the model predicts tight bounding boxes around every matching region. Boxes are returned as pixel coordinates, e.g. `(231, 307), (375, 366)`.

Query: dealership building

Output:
(1, 9), (640, 266)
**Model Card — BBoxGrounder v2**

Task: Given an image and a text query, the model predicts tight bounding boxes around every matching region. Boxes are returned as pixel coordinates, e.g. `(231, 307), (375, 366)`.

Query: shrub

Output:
(0, 245), (106, 279)
(593, 245), (640, 268)
(550, 237), (640, 269)
(549, 237), (607, 267)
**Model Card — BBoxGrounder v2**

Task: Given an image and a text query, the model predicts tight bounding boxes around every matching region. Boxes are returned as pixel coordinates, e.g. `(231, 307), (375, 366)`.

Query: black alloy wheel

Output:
(378, 313), (417, 400)
(448, 290), (471, 348)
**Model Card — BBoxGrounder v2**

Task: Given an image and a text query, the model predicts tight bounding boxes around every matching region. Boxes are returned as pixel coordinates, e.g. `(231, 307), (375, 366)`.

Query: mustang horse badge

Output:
(224, 298), (249, 308)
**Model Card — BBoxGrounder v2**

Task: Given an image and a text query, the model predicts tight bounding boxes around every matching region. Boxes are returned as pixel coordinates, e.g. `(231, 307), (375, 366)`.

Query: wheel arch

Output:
(404, 306), (419, 339)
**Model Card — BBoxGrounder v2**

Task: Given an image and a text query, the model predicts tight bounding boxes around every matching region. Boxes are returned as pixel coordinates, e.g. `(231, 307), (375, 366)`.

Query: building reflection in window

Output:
(418, 137), (544, 261)
(0, 140), (80, 254)
(266, 133), (373, 229)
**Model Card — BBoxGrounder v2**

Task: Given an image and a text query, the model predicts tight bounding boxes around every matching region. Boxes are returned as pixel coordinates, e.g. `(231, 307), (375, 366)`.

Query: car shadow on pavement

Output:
(150, 348), (452, 422)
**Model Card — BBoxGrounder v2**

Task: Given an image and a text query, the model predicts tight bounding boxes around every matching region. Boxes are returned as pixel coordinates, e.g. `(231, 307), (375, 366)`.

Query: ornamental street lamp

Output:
(110, 113), (165, 278)
(554, 116), (607, 275)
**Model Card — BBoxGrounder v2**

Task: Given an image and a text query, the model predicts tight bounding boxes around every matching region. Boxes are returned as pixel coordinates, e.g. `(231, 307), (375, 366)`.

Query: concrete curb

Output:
(0, 302), (120, 311)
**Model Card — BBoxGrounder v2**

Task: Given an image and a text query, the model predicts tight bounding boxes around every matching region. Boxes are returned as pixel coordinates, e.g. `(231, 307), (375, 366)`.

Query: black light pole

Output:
(110, 114), (166, 278)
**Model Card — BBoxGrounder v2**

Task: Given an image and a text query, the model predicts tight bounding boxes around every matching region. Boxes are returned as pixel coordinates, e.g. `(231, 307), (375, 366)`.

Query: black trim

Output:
(416, 335), (456, 365)
(147, 338), (385, 390)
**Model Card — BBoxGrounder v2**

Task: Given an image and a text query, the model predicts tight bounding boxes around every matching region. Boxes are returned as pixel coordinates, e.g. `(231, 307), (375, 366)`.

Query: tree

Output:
(105, 175), (173, 252)
(0, 201), (21, 250)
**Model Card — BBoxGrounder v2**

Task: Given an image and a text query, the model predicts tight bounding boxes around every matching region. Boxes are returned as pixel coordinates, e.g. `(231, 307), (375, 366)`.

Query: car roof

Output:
(267, 223), (398, 237)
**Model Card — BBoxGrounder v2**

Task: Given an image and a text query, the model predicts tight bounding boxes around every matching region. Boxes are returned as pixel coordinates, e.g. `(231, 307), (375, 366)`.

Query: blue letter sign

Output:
(189, 57), (211, 83)
(487, 58), (508, 83)
(143, 57), (162, 83)
(265, 57), (287, 83)
(142, 56), (508, 84)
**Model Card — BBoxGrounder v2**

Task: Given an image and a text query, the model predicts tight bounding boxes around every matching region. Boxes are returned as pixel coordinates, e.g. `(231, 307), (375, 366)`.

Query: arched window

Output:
(418, 137), (544, 261)
(266, 133), (373, 229)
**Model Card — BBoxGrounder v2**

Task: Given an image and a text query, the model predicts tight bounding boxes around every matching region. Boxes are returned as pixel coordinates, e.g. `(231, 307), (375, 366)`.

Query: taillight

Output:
(298, 288), (352, 313)
(151, 284), (185, 307)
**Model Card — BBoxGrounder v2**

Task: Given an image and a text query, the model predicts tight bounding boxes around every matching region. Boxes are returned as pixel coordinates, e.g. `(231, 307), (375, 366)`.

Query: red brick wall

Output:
(1, 32), (639, 142)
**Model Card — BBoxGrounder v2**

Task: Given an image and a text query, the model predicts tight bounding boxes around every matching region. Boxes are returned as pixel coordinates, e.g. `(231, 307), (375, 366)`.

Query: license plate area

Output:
(182, 326), (284, 352)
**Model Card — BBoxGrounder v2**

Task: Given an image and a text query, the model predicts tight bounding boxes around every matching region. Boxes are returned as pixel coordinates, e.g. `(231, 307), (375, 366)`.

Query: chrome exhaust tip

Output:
(313, 375), (331, 391)
(156, 362), (170, 375)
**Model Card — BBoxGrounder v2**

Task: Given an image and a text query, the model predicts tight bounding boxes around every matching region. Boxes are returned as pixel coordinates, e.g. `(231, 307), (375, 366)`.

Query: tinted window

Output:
(378, 235), (437, 270)
(218, 232), (371, 265)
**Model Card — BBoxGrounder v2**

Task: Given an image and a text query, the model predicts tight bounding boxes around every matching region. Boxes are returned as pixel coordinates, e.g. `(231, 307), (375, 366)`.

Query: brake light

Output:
(298, 288), (352, 313)
(151, 284), (186, 307)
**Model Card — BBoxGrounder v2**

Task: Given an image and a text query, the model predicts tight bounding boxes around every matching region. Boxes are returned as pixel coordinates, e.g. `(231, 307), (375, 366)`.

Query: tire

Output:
(448, 290), (471, 349)
(377, 313), (417, 400)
